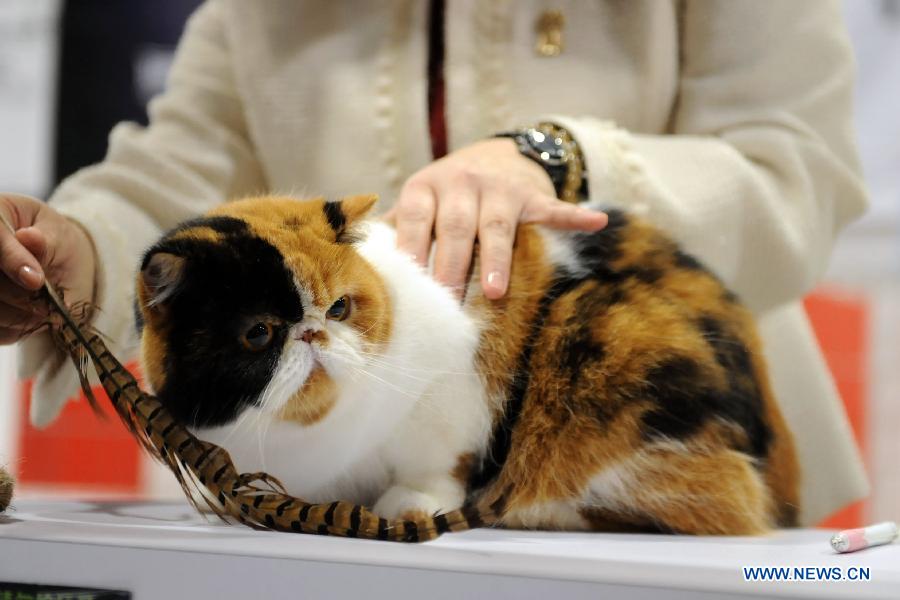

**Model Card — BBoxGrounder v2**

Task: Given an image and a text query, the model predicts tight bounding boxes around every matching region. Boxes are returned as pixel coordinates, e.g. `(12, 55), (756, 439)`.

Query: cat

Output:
(135, 194), (799, 534)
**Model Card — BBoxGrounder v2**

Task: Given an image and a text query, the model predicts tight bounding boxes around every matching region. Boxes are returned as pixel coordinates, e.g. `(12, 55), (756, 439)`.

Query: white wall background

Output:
(0, 0), (60, 197)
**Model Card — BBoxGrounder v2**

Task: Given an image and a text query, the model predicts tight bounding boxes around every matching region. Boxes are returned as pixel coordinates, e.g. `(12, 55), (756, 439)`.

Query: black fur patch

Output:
(617, 266), (663, 285)
(141, 220), (303, 427)
(555, 283), (619, 386)
(696, 316), (772, 458)
(566, 211), (662, 287)
(639, 317), (771, 458)
(673, 249), (704, 271)
(557, 321), (606, 384)
(641, 357), (715, 440)
(323, 201), (346, 235)
(322, 201), (361, 244)
(568, 209), (628, 271)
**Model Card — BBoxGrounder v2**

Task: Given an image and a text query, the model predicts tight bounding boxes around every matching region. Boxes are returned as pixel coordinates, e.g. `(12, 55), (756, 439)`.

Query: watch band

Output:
(495, 122), (587, 202)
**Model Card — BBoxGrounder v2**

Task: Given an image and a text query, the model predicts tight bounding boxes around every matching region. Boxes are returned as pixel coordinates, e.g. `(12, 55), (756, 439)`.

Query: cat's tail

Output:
(49, 309), (495, 542)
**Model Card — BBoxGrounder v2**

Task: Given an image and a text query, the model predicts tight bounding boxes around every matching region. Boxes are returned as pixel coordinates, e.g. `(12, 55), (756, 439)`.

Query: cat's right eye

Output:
(240, 322), (274, 351)
(326, 295), (351, 321)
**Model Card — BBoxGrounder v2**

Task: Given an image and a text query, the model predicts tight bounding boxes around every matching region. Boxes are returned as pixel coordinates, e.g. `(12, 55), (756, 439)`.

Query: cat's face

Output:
(136, 195), (391, 427)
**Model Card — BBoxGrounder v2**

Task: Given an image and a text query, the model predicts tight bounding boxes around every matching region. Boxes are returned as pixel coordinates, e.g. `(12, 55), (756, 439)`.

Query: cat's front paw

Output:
(373, 485), (458, 521)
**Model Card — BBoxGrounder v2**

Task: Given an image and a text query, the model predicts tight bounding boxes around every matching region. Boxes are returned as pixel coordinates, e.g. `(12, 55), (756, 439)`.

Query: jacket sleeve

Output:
(547, 0), (866, 313)
(20, 0), (266, 426)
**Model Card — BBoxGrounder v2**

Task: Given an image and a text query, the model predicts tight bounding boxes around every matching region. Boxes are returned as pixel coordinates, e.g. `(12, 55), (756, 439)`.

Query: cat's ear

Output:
(339, 194), (378, 223)
(140, 252), (186, 309)
(324, 194), (378, 243)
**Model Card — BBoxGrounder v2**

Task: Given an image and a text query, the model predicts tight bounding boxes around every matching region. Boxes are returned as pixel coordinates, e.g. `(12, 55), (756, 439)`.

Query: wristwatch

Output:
(495, 122), (587, 203)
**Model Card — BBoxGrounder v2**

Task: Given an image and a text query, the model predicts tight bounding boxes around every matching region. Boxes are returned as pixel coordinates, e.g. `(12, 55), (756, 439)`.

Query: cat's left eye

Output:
(326, 295), (351, 321)
(240, 322), (274, 351)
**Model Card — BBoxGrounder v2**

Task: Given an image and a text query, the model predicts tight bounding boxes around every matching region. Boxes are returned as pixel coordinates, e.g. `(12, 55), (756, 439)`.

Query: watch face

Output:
(527, 129), (567, 164)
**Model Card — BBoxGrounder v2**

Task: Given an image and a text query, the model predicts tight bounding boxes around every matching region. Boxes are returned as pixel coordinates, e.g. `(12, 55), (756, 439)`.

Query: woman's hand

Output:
(387, 138), (607, 299)
(0, 194), (96, 343)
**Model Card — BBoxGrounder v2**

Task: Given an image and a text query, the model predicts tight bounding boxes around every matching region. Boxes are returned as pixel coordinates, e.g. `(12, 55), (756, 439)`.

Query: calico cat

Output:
(135, 194), (799, 534)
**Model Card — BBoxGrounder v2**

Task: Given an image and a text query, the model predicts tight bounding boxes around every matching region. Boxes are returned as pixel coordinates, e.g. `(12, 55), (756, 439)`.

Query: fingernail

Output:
(19, 265), (43, 288)
(486, 270), (506, 294)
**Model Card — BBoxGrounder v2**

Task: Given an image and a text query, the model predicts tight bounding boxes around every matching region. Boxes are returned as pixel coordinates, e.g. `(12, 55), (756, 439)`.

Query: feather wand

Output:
(4, 215), (493, 541)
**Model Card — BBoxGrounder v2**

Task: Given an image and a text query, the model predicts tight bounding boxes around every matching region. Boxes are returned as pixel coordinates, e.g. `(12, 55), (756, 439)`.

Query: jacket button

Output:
(535, 10), (565, 57)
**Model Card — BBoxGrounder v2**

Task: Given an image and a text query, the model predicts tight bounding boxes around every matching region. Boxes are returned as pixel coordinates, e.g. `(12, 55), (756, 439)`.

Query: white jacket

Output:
(21, 0), (868, 525)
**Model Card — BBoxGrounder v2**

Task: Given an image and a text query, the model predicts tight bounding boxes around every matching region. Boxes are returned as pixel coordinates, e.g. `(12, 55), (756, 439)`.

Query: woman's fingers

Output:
(0, 224), (44, 290)
(16, 226), (49, 265)
(0, 194), (98, 345)
(0, 273), (43, 312)
(0, 302), (43, 330)
(523, 196), (608, 231)
(0, 196), (45, 290)
(0, 326), (23, 345)
(433, 185), (479, 296)
(0, 289), (46, 343)
(477, 195), (520, 299)
(393, 139), (605, 300)
(394, 182), (437, 266)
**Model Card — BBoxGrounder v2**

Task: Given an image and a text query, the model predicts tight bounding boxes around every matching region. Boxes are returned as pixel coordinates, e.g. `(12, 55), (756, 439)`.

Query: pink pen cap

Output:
(831, 521), (898, 553)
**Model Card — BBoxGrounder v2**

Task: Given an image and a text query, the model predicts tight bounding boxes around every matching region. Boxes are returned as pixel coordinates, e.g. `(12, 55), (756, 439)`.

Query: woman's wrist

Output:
(494, 122), (588, 202)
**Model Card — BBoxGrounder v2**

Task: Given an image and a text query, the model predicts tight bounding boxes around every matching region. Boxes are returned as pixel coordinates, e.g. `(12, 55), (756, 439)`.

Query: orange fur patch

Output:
(140, 329), (169, 392)
(451, 453), (477, 486)
(168, 226), (222, 244)
(278, 366), (338, 426)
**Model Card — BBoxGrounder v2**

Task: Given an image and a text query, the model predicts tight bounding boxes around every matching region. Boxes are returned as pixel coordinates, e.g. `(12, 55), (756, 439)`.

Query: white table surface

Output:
(0, 500), (897, 599)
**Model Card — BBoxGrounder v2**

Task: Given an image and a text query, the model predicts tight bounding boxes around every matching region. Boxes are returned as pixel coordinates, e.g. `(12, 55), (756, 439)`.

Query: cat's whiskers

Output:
(327, 320), (475, 399)
(348, 366), (424, 400)
(189, 400), (203, 430)
(254, 374), (296, 466)
(356, 354), (469, 375)
(331, 338), (475, 405)
(353, 317), (384, 339)
(352, 350), (472, 377)
(221, 400), (258, 445)
(247, 350), (308, 466)
(348, 365), (454, 424)
(352, 356), (441, 383)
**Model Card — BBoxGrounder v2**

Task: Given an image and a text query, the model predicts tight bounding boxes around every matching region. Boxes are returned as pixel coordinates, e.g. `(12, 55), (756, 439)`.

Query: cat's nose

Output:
(295, 327), (326, 344)
(291, 323), (325, 344)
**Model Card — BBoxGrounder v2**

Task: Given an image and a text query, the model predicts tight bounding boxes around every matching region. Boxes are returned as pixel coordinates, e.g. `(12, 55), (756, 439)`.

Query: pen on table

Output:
(831, 521), (898, 553)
